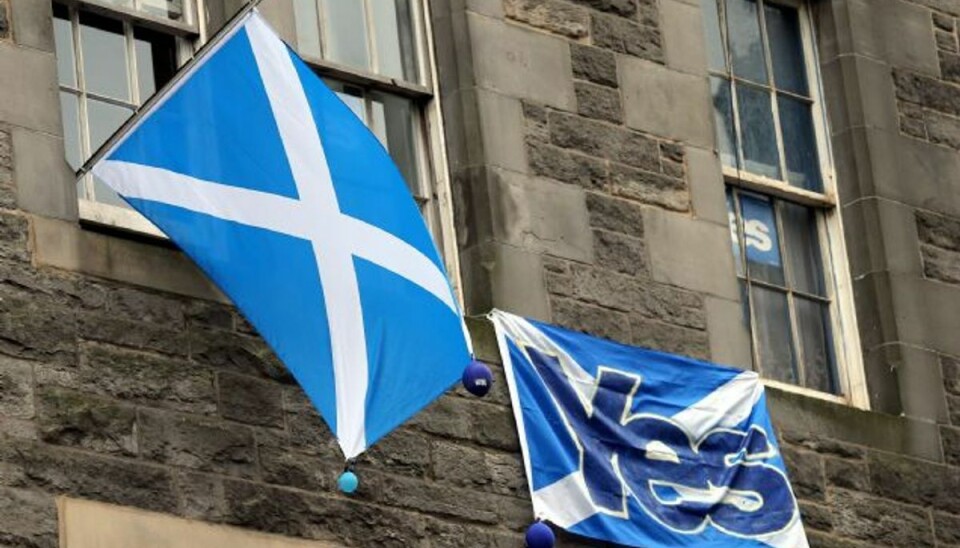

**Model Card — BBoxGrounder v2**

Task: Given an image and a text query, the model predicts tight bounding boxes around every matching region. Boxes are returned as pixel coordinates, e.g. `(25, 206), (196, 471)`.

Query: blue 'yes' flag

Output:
(90, 11), (472, 459)
(491, 310), (807, 548)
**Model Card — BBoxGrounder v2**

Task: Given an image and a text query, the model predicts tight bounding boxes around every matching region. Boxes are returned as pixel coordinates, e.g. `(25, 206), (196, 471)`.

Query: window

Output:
(53, 0), (194, 234)
(292, 0), (448, 239)
(293, 0), (421, 84)
(702, 0), (865, 402)
(324, 81), (431, 209)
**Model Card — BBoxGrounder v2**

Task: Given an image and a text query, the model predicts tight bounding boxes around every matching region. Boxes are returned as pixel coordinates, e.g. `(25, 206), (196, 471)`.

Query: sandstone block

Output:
(60, 343), (217, 415)
(138, 409), (258, 478)
(0, 355), (32, 419)
(591, 13), (662, 61)
(585, 191), (645, 236)
(36, 386), (137, 456)
(829, 489), (934, 547)
(504, 0), (589, 39)
(526, 139), (608, 190)
(218, 372), (284, 428)
(570, 44), (618, 87)
(575, 81), (623, 123)
(609, 162), (689, 211)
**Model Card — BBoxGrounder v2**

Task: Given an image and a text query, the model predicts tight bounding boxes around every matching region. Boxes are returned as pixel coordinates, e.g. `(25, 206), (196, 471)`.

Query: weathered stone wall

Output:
(437, 0), (960, 545)
(0, 0), (958, 547)
(0, 1), (532, 546)
(438, 0), (741, 367)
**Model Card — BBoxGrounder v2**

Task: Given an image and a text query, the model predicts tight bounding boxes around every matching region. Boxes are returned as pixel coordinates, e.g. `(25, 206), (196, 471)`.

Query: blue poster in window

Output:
(739, 195), (781, 267)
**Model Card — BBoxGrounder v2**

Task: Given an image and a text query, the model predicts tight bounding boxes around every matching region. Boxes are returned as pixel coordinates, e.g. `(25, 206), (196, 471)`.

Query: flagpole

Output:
(76, 0), (266, 178)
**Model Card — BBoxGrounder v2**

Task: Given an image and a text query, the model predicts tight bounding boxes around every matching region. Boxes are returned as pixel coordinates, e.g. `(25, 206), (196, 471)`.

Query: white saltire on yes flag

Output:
(491, 310), (807, 548)
(90, 11), (472, 459)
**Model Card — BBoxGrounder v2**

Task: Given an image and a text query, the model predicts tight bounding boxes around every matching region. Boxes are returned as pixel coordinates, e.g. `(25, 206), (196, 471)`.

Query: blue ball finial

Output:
(462, 360), (493, 397)
(525, 521), (555, 548)
(338, 470), (359, 494)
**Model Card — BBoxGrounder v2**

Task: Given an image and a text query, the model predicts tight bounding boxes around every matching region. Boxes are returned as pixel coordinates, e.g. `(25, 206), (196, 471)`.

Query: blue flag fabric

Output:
(90, 11), (472, 459)
(490, 310), (807, 548)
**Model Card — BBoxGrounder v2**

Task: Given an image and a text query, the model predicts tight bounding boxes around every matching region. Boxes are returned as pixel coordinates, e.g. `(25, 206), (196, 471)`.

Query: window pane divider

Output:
(125, 19), (141, 105)
(410, 0), (431, 88)
(761, 378), (848, 405)
(68, 4), (98, 202)
(724, 168), (835, 207)
(308, 57), (433, 99)
(361, 0), (380, 75)
(737, 275), (830, 303)
(59, 0), (199, 35)
(730, 188), (764, 377)
(773, 200), (807, 387)
(718, 74), (814, 104)
(81, 91), (137, 110)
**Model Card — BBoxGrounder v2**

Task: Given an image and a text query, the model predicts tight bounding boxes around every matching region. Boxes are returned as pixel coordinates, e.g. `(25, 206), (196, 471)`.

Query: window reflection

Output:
(325, 79), (424, 198)
(736, 83), (781, 179)
(80, 12), (129, 100)
(297, 0), (421, 84)
(54, 2), (181, 210)
(324, 0), (370, 70)
(726, 187), (838, 394)
(134, 27), (177, 99)
(701, 0), (822, 191)
(725, 0), (767, 84)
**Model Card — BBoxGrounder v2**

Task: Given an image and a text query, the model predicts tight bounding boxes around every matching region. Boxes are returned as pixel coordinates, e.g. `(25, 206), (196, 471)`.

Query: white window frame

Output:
(711, 0), (867, 408)
(58, 0), (199, 237)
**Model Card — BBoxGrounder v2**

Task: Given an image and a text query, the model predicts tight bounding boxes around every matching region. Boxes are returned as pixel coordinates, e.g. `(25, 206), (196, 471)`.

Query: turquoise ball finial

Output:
(338, 470), (359, 494)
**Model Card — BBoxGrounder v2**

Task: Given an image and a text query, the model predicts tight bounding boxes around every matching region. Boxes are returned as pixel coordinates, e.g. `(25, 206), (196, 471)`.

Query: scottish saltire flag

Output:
(89, 11), (472, 459)
(490, 310), (807, 548)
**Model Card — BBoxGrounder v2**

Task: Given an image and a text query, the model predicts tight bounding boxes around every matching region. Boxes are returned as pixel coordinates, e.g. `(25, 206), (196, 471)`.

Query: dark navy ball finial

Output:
(462, 360), (493, 397)
(525, 521), (555, 548)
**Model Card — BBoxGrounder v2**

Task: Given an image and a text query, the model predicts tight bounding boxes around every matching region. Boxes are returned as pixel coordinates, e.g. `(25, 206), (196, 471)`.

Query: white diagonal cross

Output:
(93, 15), (460, 459)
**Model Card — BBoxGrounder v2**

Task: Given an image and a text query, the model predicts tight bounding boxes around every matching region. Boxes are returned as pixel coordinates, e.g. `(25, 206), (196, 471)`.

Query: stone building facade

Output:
(0, 0), (958, 546)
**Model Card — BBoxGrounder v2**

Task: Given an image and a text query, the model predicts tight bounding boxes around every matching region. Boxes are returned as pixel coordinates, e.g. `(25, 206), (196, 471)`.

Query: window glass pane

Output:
(80, 12), (130, 100)
(326, 80), (367, 122)
(711, 77), (739, 169)
(726, 188), (744, 276)
(370, 0), (419, 82)
(87, 98), (133, 208)
(736, 83), (781, 179)
(795, 297), (836, 393)
(751, 286), (797, 384)
(140, 0), (185, 21)
(293, 0), (323, 58)
(739, 193), (784, 285)
(134, 27), (177, 100)
(781, 202), (825, 296)
(779, 95), (822, 191)
(700, 0), (726, 72)
(370, 100), (388, 145)
(53, 5), (77, 88)
(764, 3), (807, 95)
(60, 92), (82, 171)
(372, 91), (421, 196)
(86, 98), (133, 154)
(725, 0), (767, 83)
(323, 0), (370, 71)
